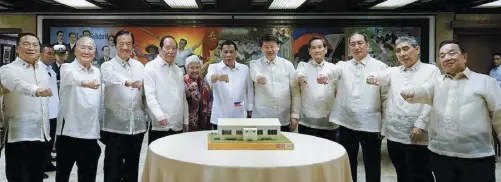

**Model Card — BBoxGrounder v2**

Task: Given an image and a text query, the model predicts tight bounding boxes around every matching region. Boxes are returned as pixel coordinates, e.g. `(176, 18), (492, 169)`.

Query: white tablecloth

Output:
(142, 131), (352, 182)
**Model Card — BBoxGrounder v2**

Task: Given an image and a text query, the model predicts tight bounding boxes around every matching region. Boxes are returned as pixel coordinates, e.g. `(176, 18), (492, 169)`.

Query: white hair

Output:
(76, 36), (97, 49)
(185, 55), (202, 67)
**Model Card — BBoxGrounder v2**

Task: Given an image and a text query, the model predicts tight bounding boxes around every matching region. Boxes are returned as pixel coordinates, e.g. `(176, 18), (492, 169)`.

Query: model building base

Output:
(207, 132), (294, 150)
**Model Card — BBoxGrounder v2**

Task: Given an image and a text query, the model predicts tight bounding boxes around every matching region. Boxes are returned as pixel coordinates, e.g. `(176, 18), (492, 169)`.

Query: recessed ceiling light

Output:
(370, 0), (417, 9)
(474, 0), (501, 8)
(268, 0), (307, 9)
(163, 0), (199, 9)
(53, 0), (100, 9)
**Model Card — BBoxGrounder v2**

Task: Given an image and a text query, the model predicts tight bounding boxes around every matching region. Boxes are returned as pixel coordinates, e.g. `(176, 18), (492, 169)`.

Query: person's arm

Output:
(484, 77), (501, 142)
(402, 80), (435, 105)
(249, 60), (263, 82)
(288, 62), (301, 120)
(183, 82), (189, 126)
(0, 66), (40, 97)
(60, 64), (87, 87)
(205, 64), (218, 85)
(413, 66), (441, 129)
(101, 62), (132, 86)
(371, 68), (391, 86)
(143, 67), (164, 121)
(320, 61), (342, 81)
(245, 68), (254, 112)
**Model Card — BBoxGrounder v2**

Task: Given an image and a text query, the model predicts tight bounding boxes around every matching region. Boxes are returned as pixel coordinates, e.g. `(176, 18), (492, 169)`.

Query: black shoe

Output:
(44, 173), (49, 179)
(45, 164), (56, 172)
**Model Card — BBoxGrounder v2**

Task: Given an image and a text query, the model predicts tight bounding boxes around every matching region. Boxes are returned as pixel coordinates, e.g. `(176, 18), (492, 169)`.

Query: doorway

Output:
(455, 30), (501, 74)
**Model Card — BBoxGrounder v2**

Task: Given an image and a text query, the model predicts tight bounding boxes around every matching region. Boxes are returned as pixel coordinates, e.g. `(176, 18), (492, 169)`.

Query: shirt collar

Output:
(444, 67), (471, 80)
(73, 59), (95, 73)
(17, 57), (39, 69)
(220, 61), (240, 71)
(263, 56), (278, 65)
(157, 55), (175, 67)
(400, 60), (422, 72)
(351, 54), (370, 66)
(114, 56), (130, 68)
(309, 59), (325, 67)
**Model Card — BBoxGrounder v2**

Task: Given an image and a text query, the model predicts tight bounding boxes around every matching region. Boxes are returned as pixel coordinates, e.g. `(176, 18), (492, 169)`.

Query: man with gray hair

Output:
(366, 36), (440, 182)
(56, 36), (103, 182)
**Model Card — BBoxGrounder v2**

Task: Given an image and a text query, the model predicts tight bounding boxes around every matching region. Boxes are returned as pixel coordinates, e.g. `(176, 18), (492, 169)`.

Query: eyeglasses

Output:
(78, 46), (96, 52)
(20, 42), (40, 49)
(439, 51), (459, 59)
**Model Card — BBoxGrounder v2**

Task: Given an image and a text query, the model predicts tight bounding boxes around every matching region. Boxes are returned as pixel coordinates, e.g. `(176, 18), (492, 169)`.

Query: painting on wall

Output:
(1, 44), (14, 64)
(48, 25), (423, 75)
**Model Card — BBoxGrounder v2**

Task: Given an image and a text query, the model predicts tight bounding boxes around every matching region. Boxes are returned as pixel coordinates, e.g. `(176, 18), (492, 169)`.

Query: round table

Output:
(141, 131), (352, 182)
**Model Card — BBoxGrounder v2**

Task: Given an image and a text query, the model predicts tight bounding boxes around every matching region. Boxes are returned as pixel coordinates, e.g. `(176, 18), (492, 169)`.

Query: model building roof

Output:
(218, 118), (281, 127)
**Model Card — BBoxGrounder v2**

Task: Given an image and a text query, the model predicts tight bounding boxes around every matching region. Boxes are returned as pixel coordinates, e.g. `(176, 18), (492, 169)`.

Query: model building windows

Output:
(267, 129), (277, 135)
(236, 130), (243, 135)
(222, 130), (232, 135)
(257, 129), (263, 135)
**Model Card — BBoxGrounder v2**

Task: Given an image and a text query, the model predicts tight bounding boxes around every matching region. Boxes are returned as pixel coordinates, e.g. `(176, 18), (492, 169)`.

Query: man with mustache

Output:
(206, 40), (254, 129)
(249, 34), (300, 132)
(0, 33), (52, 182)
(144, 36), (189, 144)
(56, 36), (103, 182)
(318, 32), (388, 182)
(401, 40), (501, 182)
(100, 30), (147, 182)
(366, 36), (439, 182)
(295, 37), (338, 141)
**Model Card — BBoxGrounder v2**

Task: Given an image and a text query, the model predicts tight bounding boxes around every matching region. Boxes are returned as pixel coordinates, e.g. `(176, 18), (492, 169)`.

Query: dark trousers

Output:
(102, 131), (145, 182)
(298, 124), (338, 142)
(5, 141), (46, 182)
(339, 126), (382, 182)
(45, 118), (57, 165)
(280, 125), (291, 132)
(56, 135), (101, 182)
(148, 128), (182, 145)
(430, 152), (495, 182)
(387, 140), (433, 182)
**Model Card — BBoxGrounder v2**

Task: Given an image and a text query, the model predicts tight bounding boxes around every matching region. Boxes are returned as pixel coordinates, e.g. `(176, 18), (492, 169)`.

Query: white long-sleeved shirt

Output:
(249, 56), (301, 126)
(296, 60), (337, 130)
(0, 58), (50, 143)
(57, 60), (103, 139)
(144, 56), (188, 131)
(101, 56), (147, 135)
(406, 67), (501, 158)
(374, 61), (440, 145)
(39, 61), (59, 119)
(205, 61), (254, 124)
(323, 55), (388, 132)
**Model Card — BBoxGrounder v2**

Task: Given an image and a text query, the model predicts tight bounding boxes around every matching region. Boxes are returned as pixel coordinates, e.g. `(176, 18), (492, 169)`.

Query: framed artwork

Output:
(1, 44), (14, 64)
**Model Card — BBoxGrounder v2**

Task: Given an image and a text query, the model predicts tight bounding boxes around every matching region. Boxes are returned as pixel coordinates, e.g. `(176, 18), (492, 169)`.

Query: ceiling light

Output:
(53, 0), (100, 9)
(474, 0), (501, 8)
(164, 0), (199, 9)
(268, 0), (307, 9)
(370, 0), (417, 9)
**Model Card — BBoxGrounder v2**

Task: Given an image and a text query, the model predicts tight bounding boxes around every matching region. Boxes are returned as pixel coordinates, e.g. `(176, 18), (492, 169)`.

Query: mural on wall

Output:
(49, 26), (421, 70)
(345, 27), (421, 67)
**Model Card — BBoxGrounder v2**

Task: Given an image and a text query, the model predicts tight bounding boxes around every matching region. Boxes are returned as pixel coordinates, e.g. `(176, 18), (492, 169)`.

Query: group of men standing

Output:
(0, 29), (500, 182)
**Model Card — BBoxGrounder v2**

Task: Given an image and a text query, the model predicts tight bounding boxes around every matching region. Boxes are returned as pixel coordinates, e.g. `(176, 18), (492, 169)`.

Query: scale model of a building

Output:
(217, 118), (282, 141)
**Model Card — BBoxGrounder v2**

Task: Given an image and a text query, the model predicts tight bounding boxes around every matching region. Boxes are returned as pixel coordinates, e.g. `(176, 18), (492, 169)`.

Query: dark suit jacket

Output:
(99, 57), (111, 65)
(66, 43), (76, 63)
(51, 62), (61, 82)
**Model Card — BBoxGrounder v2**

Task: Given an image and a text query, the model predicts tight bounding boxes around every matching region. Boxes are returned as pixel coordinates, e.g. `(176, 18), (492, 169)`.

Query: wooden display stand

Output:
(207, 132), (294, 150)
